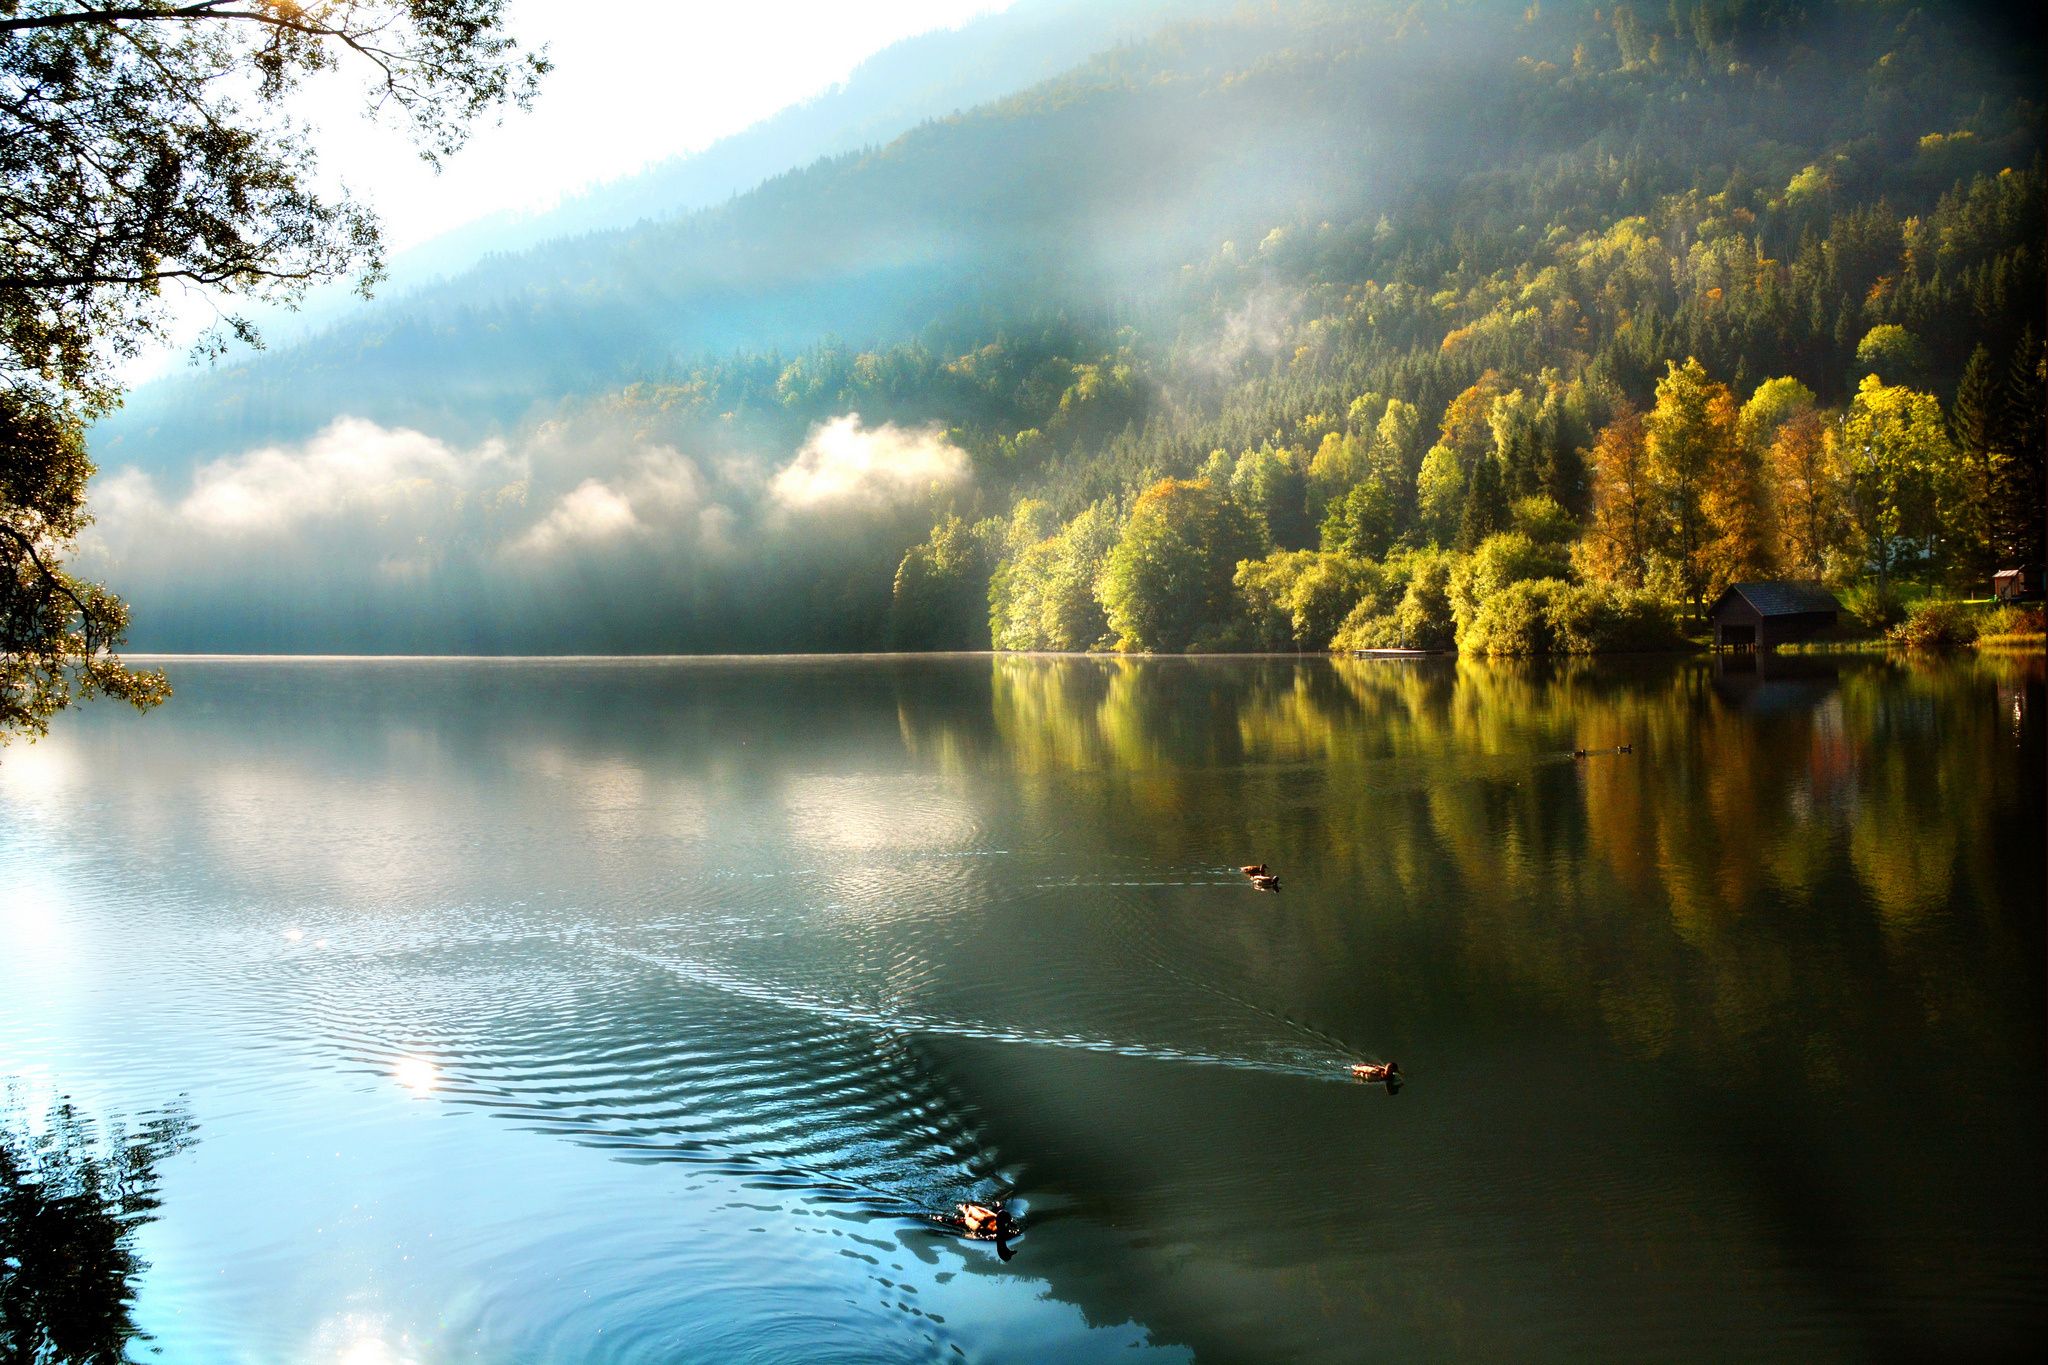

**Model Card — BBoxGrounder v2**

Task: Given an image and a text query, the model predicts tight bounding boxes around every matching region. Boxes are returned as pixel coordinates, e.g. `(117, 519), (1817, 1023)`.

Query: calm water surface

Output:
(2, 654), (2042, 1362)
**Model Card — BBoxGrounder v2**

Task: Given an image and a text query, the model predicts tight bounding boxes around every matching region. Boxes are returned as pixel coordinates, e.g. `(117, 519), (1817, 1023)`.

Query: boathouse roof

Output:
(1710, 581), (1841, 618)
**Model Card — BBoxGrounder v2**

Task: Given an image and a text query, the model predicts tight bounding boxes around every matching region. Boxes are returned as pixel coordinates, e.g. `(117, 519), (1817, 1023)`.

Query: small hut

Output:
(1706, 581), (1840, 650)
(1992, 565), (2044, 603)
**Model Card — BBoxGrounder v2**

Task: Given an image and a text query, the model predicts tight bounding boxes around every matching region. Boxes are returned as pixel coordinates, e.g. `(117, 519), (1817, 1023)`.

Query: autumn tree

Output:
(1582, 404), (1653, 588)
(2, 0), (545, 738)
(1765, 409), (1845, 579)
(1644, 358), (1745, 618)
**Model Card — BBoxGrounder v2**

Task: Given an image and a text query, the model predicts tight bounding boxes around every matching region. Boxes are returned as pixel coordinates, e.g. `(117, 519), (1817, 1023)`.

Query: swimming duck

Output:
(1350, 1060), (1401, 1083)
(956, 1202), (1004, 1236)
(1239, 863), (1270, 877)
(1249, 873), (1281, 893)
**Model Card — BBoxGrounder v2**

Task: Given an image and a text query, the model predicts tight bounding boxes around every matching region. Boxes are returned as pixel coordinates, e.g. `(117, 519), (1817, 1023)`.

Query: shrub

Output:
(1839, 580), (1904, 631)
(1547, 583), (1684, 653)
(1331, 549), (1455, 651)
(1459, 580), (1683, 656)
(1888, 599), (1979, 651)
(1449, 532), (1573, 633)
(1461, 578), (1565, 655)
(1979, 604), (2047, 639)
(1235, 550), (1385, 650)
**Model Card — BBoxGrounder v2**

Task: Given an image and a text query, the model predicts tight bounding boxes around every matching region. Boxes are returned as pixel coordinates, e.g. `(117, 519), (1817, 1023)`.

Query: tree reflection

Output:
(947, 651), (2047, 1084)
(0, 1091), (195, 1364)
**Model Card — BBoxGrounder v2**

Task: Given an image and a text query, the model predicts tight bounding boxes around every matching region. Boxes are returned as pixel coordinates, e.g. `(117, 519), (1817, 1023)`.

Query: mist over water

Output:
(2, 654), (2042, 1361)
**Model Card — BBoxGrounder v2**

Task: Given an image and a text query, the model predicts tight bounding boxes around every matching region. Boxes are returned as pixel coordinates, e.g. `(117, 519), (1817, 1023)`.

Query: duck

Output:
(1239, 863), (1270, 877)
(1350, 1060), (1401, 1083)
(956, 1202), (1004, 1237)
(1249, 873), (1281, 893)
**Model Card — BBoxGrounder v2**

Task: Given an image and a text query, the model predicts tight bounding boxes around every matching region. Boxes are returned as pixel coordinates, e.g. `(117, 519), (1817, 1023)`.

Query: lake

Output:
(2, 653), (2042, 1362)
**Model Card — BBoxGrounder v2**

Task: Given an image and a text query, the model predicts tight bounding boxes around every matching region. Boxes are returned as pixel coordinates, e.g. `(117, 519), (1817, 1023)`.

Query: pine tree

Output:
(1951, 345), (2000, 578)
(1457, 454), (1511, 550)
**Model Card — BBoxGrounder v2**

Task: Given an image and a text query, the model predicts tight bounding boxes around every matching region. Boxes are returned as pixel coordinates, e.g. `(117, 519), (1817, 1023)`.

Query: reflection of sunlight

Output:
(314, 1315), (418, 1365)
(0, 875), (64, 950)
(284, 927), (306, 942)
(0, 741), (76, 818)
(393, 1056), (438, 1097)
(782, 774), (978, 853)
(339, 1338), (416, 1365)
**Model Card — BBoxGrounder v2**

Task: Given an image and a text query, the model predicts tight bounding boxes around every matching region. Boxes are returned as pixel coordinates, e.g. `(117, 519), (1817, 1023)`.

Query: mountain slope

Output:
(80, 0), (2047, 653)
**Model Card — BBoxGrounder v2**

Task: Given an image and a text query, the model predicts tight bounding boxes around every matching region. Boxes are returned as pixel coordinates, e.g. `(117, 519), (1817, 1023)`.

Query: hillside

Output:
(82, 0), (2047, 654)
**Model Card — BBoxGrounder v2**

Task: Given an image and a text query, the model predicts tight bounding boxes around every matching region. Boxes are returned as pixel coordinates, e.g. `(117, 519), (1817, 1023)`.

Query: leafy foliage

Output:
(1, 0), (541, 736)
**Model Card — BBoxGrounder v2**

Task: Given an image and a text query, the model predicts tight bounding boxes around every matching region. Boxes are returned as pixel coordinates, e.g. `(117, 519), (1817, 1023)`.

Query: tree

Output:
(1234, 550), (1381, 651)
(1949, 345), (2001, 579)
(1837, 375), (1958, 589)
(1229, 444), (1312, 550)
(1582, 405), (1654, 588)
(1766, 408), (1846, 579)
(1644, 358), (1742, 618)
(989, 499), (1118, 651)
(2, 1), (545, 739)
(1990, 329), (2047, 568)
(1853, 324), (1928, 388)
(2, 392), (168, 735)
(1099, 478), (1259, 651)
(1414, 444), (1463, 546)
(1319, 477), (1396, 559)
(891, 514), (999, 648)
(1456, 452), (1510, 550)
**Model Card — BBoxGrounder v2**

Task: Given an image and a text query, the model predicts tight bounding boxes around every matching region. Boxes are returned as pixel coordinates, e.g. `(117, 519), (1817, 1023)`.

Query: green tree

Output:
(1319, 477), (1397, 559)
(2, 1), (544, 738)
(2, 393), (168, 735)
(1229, 444), (1312, 550)
(1450, 530), (1573, 639)
(1949, 345), (2001, 580)
(1838, 375), (1959, 588)
(989, 499), (1118, 651)
(1854, 325), (1928, 388)
(1099, 478), (1259, 651)
(1415, 444), (1464, 546)
(1456, 454), (1510, 550)
(891, 514), (999, 648)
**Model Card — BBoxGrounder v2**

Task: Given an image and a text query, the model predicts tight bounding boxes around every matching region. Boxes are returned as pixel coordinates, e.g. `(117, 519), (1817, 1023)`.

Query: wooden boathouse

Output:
(1706, 581), (1841, 650)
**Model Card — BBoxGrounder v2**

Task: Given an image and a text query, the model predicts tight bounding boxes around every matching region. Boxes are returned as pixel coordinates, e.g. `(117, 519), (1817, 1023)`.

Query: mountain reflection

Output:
(0, 1092), (195, 1364)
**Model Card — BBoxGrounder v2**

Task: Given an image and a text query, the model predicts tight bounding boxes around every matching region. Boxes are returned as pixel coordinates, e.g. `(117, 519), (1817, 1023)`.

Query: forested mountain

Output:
(85, 0), (2046, 654)
(222, 0), (1235, 347)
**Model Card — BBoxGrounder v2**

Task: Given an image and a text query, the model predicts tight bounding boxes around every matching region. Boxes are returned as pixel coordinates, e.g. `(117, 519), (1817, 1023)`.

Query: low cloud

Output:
(77, 410), (964, 650)
(98, 418), (519, 539)
(511, 449), (718, 556)
(768, 413), (969, 512)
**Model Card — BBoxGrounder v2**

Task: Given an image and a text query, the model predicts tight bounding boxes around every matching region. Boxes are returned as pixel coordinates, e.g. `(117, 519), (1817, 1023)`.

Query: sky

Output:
(304, 0), (1017, 254)
(129, 0), (1014, 381)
